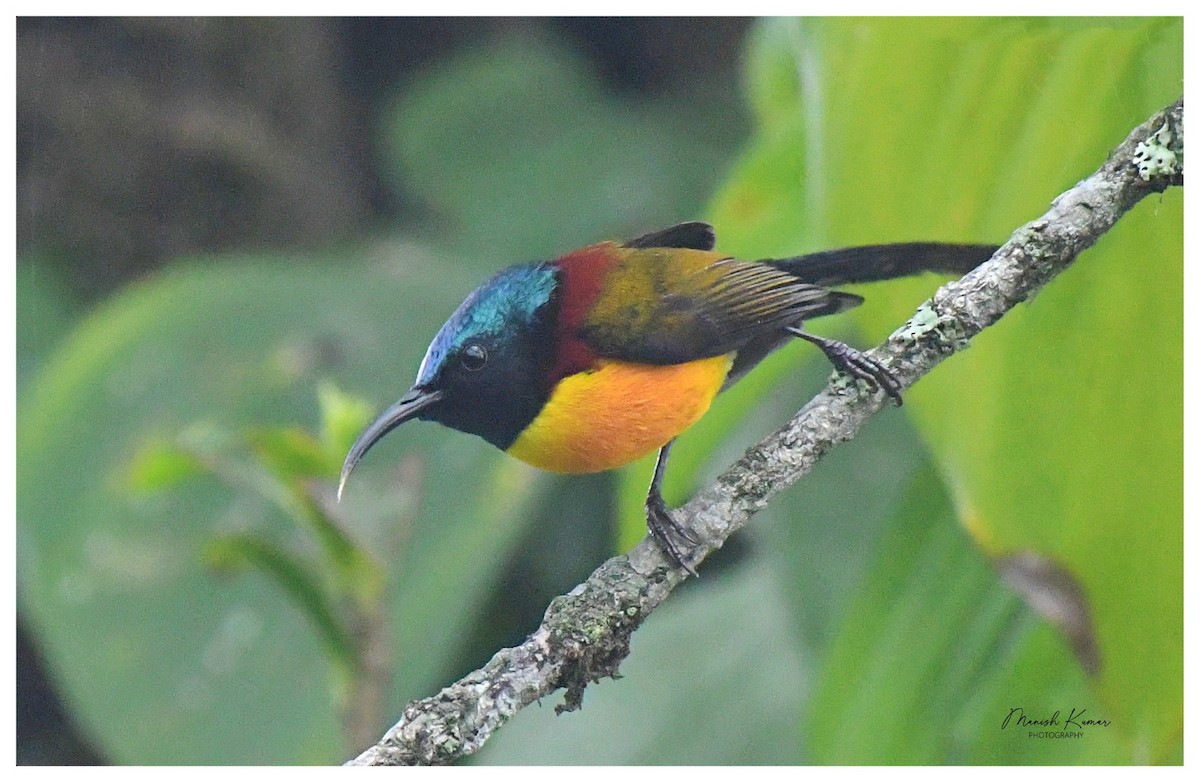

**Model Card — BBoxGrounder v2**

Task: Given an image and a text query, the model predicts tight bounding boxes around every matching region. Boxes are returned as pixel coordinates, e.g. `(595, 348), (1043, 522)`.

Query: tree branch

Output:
(346, 98), (1183, 766)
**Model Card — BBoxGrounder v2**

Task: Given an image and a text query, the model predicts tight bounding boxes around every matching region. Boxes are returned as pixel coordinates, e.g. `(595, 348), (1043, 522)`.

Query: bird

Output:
(338, 222), (996, 574)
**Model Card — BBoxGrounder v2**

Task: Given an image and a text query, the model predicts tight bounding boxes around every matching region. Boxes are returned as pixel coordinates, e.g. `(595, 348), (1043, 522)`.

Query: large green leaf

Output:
(706, 17), (1182, 763)
(16, 259), (77, 386)
(809, 465), (1121, 764)
(16, 254), (547, 764)
(381, 35), (735, 258)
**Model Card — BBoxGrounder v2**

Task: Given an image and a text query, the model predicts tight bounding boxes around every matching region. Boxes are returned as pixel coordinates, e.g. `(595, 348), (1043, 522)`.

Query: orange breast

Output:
(506, 354), (733, 474)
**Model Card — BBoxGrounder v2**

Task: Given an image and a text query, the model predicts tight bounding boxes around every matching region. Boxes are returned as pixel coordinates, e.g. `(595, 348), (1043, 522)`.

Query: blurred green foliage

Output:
(17, 257), (552, 762)
(380, 34), (740, 259)
(16, 19), (1181, 766)
(134, 382), (386, 717)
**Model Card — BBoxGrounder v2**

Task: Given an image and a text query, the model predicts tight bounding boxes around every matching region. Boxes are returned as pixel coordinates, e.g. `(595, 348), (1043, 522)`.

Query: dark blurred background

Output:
(17, 17), (749, 303)
(16, 17), (751, 764)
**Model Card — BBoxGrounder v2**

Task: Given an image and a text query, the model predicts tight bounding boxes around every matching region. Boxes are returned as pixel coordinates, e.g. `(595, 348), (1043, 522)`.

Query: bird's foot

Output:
(828, 342), (903, 406)
(645, 492), (700, 577)
(789, 328), (903, 406)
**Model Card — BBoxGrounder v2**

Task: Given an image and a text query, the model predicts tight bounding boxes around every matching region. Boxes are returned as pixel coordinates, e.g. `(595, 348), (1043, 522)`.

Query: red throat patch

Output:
(549, 242), (621, 382)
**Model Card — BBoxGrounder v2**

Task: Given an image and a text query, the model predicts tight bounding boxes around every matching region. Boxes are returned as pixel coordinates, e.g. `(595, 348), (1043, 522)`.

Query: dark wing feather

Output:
(623, 222), (717, 251)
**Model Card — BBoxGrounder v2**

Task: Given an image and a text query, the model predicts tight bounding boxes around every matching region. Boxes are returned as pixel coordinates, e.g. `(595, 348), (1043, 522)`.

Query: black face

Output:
(410, 262), (564, 451)
(418, 328), (557, 450)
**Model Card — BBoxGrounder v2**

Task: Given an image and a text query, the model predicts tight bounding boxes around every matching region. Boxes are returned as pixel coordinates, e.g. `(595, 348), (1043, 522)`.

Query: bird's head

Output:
(338, 262), (560, 499)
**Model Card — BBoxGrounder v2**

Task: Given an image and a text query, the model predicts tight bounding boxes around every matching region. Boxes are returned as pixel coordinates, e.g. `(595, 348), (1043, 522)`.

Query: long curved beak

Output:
(337, 387), (443, 501)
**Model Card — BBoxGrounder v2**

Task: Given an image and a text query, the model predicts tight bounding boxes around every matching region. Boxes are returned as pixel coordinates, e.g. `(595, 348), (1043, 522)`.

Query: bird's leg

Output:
(644, 441), (700, 577)
(785, 326), (904, 406)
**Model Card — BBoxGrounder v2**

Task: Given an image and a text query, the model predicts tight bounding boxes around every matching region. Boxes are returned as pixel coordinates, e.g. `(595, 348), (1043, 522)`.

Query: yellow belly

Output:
(507, 354), (733, 474)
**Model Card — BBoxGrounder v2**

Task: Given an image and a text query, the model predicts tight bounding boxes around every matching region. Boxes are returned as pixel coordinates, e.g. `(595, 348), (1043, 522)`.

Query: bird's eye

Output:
(460, 342), (488, 371)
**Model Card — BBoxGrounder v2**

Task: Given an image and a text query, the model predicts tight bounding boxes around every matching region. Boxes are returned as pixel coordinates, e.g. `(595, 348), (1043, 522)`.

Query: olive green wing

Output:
(578, 249), (860, 365)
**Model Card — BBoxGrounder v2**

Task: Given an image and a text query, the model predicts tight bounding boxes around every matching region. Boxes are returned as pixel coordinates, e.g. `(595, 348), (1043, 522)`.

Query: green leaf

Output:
(17, 259), (78, 386)
(123, 439), (205, 494)
(382, 34), (733, 258)
(316, 381), (374, 465)
(203, 533), (356, 684)
(247, 425), (331, 482)
(182, 438), (375, 605)
(809, 465), (1121, 764)
(708, 17), (1182, 763)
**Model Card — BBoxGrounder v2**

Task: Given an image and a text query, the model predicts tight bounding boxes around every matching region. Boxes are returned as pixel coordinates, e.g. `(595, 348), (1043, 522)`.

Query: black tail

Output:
(768, 243), (999, 287)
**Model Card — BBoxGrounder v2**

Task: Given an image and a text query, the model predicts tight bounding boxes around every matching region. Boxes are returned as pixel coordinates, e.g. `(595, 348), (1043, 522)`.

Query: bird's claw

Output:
(645, 495), (700, 577)
(829, 345), (904, 406)
(786, 327), (904, 406)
